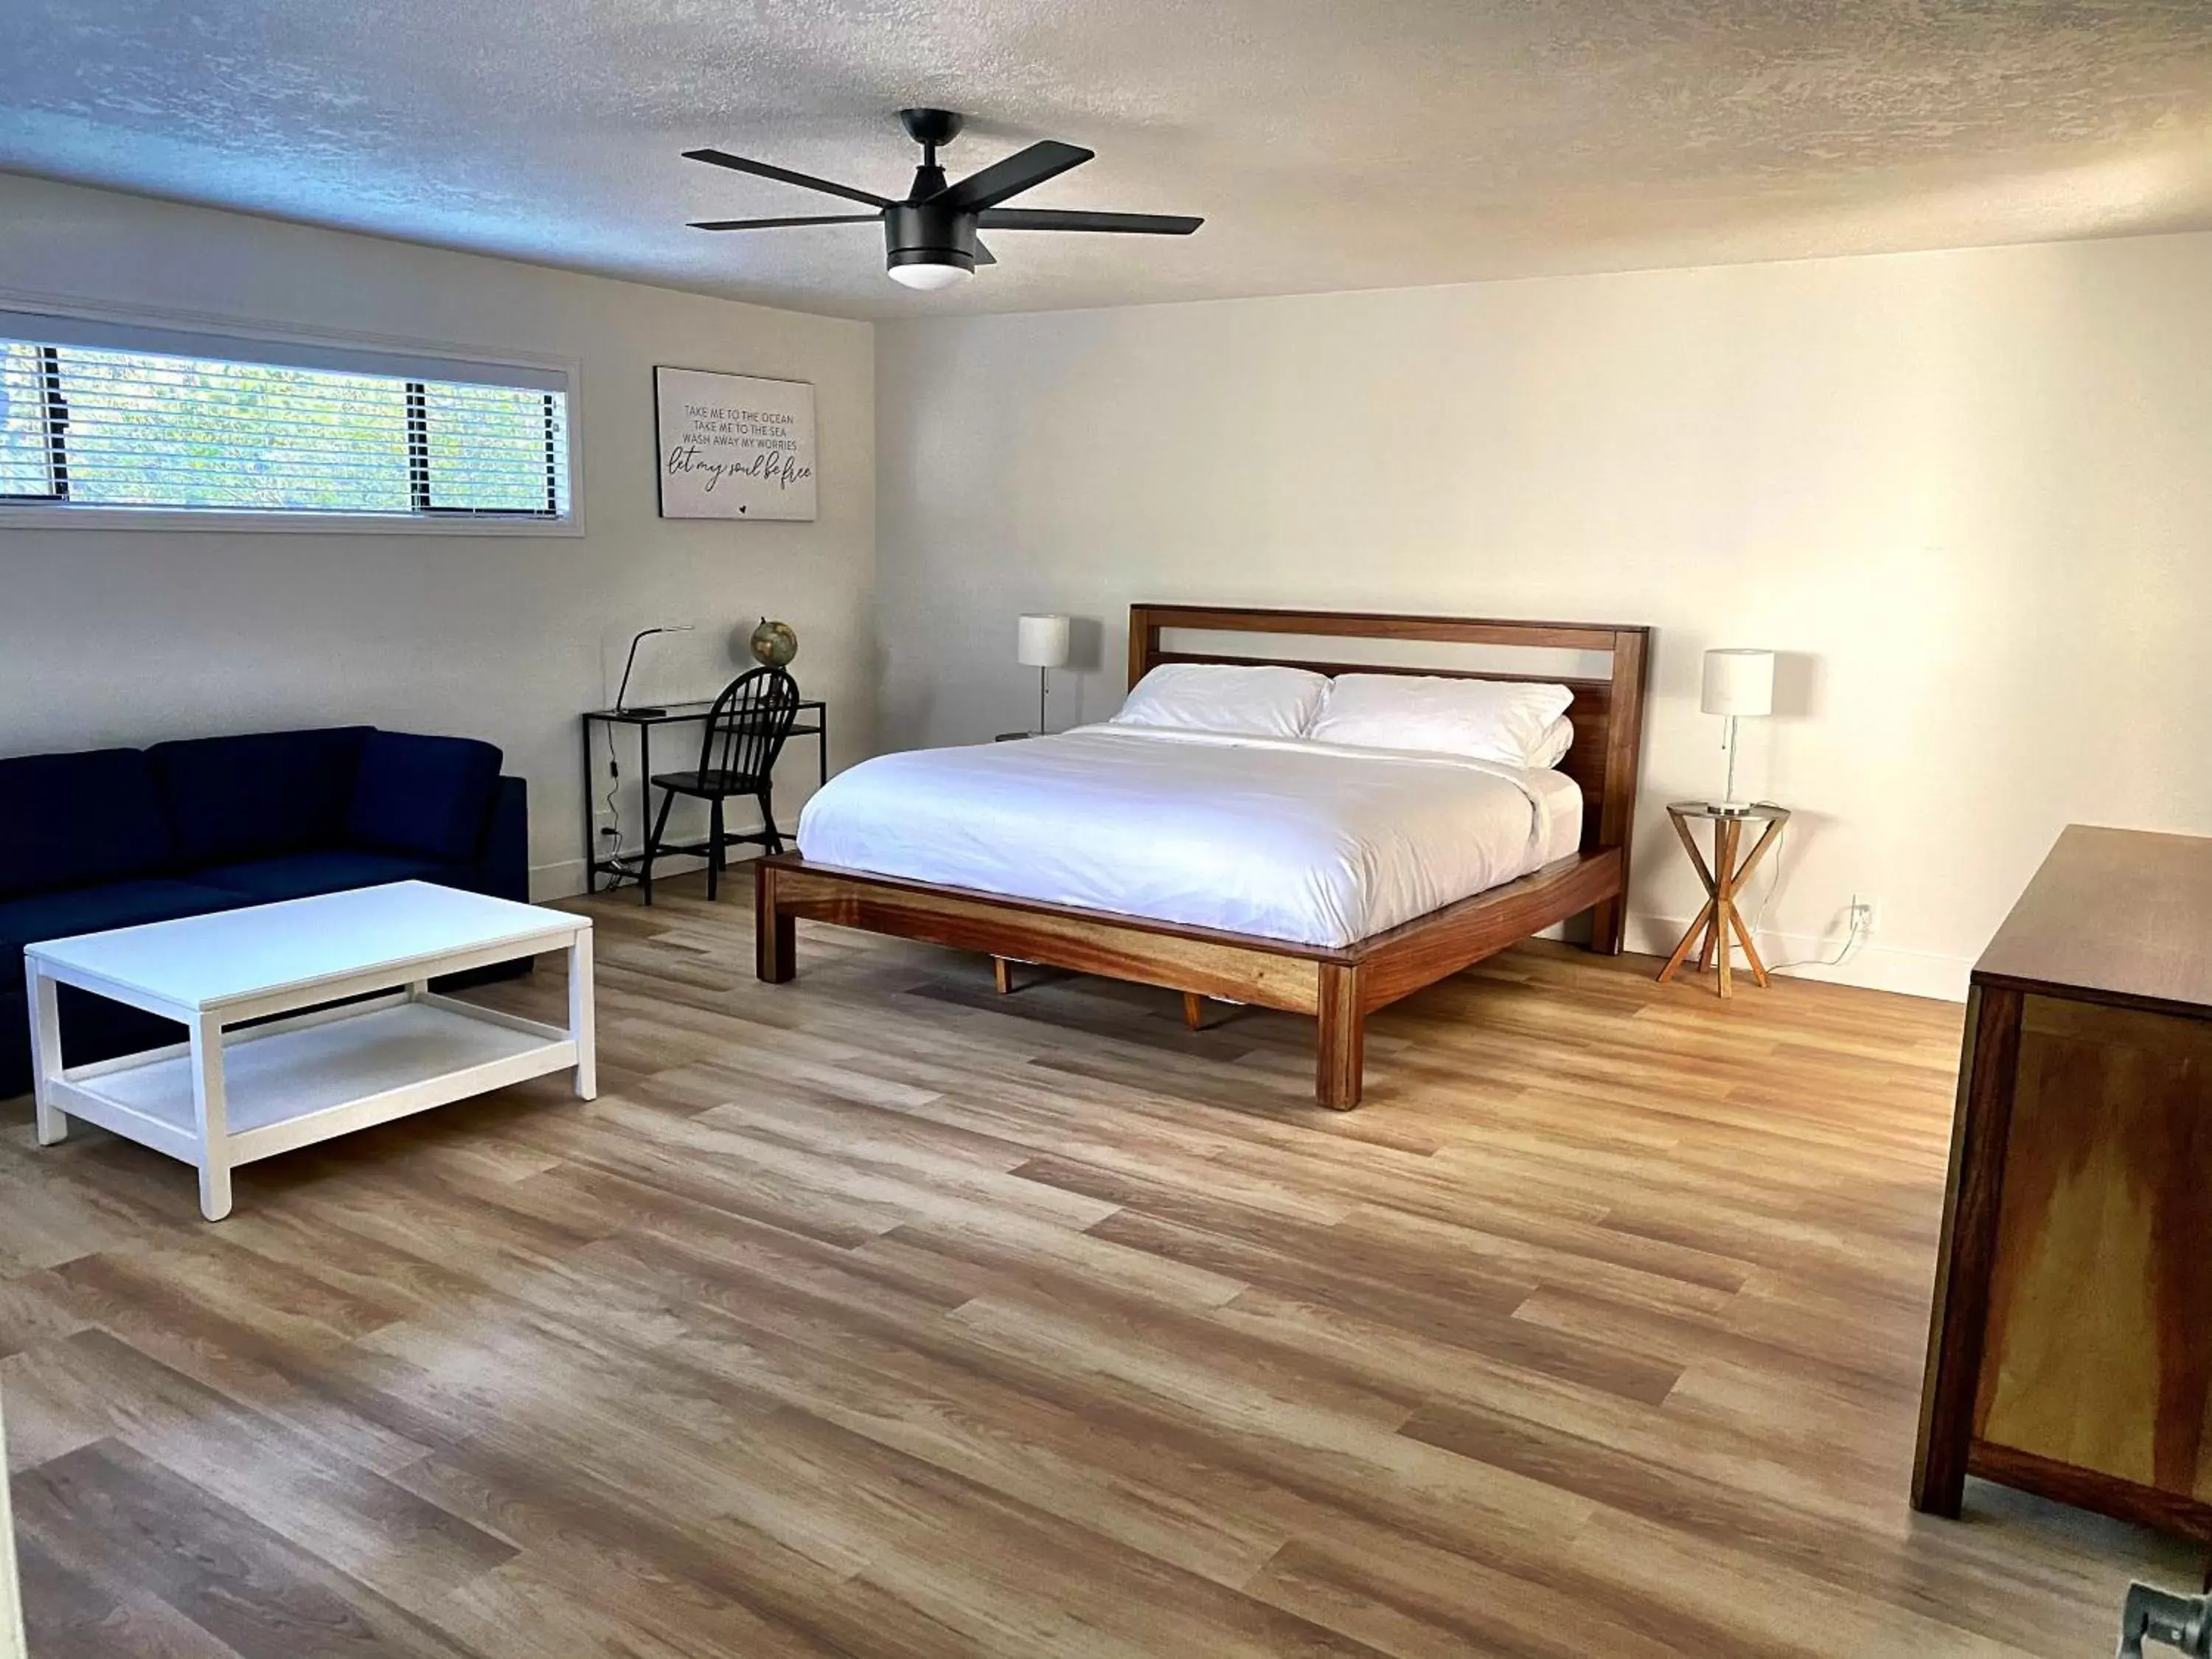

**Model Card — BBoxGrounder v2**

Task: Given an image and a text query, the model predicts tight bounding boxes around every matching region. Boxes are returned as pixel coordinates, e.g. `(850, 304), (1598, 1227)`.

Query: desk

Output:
(580, 698), (827, 894)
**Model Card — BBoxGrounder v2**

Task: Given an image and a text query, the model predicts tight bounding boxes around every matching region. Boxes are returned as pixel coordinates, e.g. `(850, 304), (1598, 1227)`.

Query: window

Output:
(0, 313), (571, 524)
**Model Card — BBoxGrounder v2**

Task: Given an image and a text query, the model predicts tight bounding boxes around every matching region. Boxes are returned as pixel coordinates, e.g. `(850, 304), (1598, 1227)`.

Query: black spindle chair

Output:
(640, 666), (801, 905)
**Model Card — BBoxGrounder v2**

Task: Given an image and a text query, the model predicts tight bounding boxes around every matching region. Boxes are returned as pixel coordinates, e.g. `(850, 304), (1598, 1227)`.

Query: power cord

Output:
(589, 740), (640, 892)
(1747, 807), (1869, 973)
(599, 755), (632, 889)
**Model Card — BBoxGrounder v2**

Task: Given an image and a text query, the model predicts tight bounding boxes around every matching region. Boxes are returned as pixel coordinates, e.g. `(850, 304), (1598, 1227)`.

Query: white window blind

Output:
(0, 313), (570, 522)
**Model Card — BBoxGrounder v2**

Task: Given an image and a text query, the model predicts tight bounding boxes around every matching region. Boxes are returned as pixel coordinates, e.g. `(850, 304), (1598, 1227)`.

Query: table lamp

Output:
(1017, 613), (1071, 734)
(1701, 647), (1774, 815)
(615, 625), (695, 717)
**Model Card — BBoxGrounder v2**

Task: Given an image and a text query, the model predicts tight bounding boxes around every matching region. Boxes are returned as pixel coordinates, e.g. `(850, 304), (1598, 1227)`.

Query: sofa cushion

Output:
(0, 877), (240, 961)
(345, 731), (501, 863)
(194, 849), (456, 905)
(151, 726), (372, 868)
(0, 748), (174, 900)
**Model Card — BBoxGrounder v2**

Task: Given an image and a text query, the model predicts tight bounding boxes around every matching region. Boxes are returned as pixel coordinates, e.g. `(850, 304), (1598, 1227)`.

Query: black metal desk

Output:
(579, 698), (827, 894)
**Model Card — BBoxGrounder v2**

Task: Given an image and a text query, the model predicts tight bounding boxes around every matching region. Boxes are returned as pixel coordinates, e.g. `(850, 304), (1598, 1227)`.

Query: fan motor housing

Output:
(884, 203), (981, 276)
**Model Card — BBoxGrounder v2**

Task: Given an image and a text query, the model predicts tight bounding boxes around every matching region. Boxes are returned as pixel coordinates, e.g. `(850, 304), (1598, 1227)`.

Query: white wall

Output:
(10, 175), (2206, 994)
(876, 233), (2212, 998)
(0, 173), (874, 897)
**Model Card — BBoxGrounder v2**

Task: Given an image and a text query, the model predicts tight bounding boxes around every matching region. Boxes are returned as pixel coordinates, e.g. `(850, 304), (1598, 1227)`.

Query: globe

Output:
(748, 616), (799, 669)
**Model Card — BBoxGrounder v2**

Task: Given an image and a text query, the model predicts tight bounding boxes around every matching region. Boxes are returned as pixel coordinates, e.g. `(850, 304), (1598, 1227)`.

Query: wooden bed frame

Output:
(754, 604), (1650, 1107)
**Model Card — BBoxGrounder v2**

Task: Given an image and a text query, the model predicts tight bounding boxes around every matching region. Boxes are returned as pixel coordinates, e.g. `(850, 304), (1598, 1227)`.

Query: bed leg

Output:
(755, 860), (795, 984)
(994, 957), (1014, 995)
(1183, 991), (1205, 1031)
(1587, 896), (1627, 957)
(1316, 964), (1364, 1110)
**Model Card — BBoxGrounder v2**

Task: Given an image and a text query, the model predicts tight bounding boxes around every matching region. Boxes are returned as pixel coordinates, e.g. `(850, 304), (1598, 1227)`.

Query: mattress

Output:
(795, 725), (1583, 949)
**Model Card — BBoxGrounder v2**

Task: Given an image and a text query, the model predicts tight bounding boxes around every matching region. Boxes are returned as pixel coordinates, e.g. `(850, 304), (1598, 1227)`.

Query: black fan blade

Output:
(689, 213), (881, 231)
(977, 208), (1202, 234)
(933, 140), (1093, 212)
(974, 240), (996, 265)
(683, 147), (890, 209)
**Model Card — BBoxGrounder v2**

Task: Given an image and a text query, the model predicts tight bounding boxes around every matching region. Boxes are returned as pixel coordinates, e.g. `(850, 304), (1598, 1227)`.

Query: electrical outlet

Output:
(1848, 894), (1877, 934)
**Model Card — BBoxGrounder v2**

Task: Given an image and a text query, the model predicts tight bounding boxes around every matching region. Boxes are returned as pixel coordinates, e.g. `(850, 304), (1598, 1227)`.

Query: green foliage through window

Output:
(0, 330), (569, 520)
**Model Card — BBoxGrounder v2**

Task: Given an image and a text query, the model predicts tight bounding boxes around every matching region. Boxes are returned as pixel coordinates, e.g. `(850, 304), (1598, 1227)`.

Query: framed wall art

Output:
(653, 366), (817, 521)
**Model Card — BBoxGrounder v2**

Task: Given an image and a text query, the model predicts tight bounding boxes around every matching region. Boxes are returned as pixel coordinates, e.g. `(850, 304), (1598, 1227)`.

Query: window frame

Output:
(0, 297), (584, 536)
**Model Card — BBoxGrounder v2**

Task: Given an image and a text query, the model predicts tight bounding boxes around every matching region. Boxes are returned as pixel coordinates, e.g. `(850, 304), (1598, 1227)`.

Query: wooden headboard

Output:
(1127, 603), (1652, 861)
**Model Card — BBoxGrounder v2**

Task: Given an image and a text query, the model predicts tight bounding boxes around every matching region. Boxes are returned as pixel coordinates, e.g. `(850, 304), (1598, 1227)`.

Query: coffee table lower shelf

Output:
(42, 992), (578, 1206)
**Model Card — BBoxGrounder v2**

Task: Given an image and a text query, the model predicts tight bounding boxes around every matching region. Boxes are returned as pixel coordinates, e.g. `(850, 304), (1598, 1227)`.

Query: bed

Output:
(754, 605), (1650, 1107)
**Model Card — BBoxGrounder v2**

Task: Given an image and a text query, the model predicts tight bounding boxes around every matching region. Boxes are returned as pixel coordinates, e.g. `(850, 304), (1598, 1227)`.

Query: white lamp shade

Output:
(1017, 613), (1071, 669)
(1700, 649), (1775, 717)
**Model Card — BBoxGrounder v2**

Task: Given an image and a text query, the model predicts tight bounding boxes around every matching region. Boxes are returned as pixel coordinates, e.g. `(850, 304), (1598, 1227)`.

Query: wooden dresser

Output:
(1913, 825), (2212, 1538)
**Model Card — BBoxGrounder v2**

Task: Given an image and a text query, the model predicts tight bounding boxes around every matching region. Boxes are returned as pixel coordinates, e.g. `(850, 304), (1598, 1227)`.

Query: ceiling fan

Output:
(684, 108), (1203, 292)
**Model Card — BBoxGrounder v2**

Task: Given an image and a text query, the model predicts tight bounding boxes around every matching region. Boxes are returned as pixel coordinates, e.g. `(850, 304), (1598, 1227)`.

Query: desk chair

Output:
(641, 666), (799, 905)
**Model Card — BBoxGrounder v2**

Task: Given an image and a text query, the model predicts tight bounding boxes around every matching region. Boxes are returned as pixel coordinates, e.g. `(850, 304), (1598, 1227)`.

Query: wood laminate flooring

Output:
(2, 873), (2199, 1657)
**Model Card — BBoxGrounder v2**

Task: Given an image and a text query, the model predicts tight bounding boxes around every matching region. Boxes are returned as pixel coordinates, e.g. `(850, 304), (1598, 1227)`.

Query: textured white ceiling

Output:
(2, 1), (2210, 319)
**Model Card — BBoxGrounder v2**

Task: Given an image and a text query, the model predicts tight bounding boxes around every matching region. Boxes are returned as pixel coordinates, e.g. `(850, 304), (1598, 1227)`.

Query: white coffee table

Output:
(24, 880), (594, 1220)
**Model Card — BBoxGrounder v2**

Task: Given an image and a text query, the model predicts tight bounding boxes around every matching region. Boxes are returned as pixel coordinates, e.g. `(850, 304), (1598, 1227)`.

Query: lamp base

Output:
(1703, 799), (1759, 817)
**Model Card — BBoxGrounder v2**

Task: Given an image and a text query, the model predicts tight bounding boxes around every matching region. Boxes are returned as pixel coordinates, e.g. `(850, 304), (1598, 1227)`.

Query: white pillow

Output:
(1308, 673), (1576, 768)
(1111, 663), (1331, 739)
(1529, 716), (1574, 770)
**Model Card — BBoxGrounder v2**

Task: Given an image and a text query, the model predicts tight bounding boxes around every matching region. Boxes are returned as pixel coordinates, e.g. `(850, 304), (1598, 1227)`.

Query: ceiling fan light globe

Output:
(886, 257), (973, 291)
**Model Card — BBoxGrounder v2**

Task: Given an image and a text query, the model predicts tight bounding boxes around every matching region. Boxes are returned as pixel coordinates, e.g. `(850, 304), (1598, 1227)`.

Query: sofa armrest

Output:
(475, 775), (530, 902)
(439, 775), (534, 991)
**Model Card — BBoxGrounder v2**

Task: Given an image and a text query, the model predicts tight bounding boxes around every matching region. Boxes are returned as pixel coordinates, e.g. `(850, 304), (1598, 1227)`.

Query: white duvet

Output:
(796, 725), (1582, 948)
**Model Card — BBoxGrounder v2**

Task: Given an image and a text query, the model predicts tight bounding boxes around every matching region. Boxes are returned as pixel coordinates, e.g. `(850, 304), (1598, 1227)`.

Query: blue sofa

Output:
(0, 726), (527, 1100)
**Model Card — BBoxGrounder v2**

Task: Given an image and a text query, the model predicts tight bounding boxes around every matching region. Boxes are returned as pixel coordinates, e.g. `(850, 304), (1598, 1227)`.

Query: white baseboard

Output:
(533, 857), (613, 901)
(1625, 912), (1969, 1003)
(532, 825), (798, 903)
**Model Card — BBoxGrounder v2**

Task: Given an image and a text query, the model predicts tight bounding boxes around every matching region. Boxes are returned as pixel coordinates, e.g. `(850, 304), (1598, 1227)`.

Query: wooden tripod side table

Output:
(1658, 801), (1790, 998)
